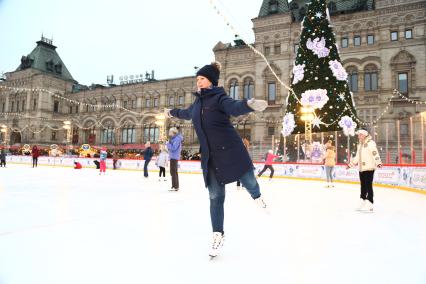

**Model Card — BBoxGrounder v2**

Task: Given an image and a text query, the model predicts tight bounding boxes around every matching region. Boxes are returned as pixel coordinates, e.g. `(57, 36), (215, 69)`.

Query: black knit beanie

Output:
(196, 62), (221, 86)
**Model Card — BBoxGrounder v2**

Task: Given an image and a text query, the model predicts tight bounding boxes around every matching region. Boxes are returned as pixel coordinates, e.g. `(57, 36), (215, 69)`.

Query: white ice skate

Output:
(356, 199), (366, 211)
(360, 201), (374, 213)
(254, 196), (270, 214)
(209, 232), (225, 259)
(236, 185), (241, 190)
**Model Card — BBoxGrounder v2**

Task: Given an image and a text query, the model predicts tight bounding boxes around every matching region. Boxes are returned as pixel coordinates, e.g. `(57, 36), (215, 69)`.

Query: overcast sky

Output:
(0, 0), (263, 85)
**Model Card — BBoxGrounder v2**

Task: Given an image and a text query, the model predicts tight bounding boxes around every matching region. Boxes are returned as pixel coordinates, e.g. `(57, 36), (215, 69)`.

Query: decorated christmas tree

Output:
(283, 0), (357, 135)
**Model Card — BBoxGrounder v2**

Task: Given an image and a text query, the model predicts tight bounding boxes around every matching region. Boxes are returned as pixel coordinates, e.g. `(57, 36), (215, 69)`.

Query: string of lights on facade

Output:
(0, 85), (141, 115)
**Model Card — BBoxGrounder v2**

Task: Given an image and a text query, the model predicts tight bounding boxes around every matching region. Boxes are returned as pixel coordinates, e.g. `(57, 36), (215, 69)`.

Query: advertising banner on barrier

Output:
(410, 168), (426, 189)
(295, 165), (324, 178)
(334, 166), (358, 181)
(5, 156), (426, 191)
(374, 167), (400, 185)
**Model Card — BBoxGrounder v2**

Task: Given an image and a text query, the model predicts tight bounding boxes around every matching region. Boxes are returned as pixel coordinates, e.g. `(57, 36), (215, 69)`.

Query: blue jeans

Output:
(325, 166), (334, 182)
(207, 167), (261, 233)
(144, 159), (151, 177)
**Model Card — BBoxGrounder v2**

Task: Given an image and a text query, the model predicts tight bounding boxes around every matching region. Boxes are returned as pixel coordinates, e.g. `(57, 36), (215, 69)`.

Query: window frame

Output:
(168, 96), (175, 107)
(348, 71), (358, 92)
(405, 29), (413, 39)
(364, 71), (378, 92)
(353, 35), (361, 46)
(391, 31), (398, 41)
(267, 82), (276, 105)
(178, 96), (184, 106)
(367, 34), (375, 45)
(53, 101), (59, 113)
(397, 72), (408, 95)
(243, 79), (254, 100)
(274, 44), (281, 55)
(264, 46), (271, 56)
(229, 80), (239, 100)
(122, 126), (136, 144)
(341, 37), (349, 48)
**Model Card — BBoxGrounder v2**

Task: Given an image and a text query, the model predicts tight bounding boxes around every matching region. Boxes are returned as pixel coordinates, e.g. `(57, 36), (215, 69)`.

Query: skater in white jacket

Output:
(156, 145), (169, 181)
(348, 128), (382, 212)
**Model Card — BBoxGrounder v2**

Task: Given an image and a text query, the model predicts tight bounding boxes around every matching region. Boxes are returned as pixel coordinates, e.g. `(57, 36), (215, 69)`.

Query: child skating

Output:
(166, 62), (268, 258)
(156, 145), (169, 181)
(99, 147), (107, 175)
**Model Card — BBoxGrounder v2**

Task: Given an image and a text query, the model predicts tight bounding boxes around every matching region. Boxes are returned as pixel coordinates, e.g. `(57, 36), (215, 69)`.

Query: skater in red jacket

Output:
(257, 150), (280, 180)
(32, 145), (40, 168)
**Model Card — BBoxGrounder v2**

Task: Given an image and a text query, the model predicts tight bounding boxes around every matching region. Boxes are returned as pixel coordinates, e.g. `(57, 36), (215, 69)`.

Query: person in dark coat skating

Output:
(0, 149), (6, 167)
(32, 145), (40, 168)
(166, 62), (268, 258)
(143, 142), (154, 178)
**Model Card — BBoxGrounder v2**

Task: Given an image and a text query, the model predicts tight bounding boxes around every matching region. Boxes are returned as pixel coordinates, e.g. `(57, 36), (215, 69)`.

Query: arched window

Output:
(144, 123), (159, 143)
(122, 125), (136, 144)
(347, 67), (358, 92)
(243, 78), (254, 99)
(84, 124), (96, 144)
(364, 65), (378, 91)
(229, 79), (239, 100)
(101, 121), (115, 144)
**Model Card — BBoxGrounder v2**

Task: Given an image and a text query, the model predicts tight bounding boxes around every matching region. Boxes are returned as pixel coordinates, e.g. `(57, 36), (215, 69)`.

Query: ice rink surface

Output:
(0, 164), (425, 284)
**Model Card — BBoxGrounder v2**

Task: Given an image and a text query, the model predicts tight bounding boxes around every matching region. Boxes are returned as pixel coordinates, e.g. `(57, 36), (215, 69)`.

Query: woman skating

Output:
(348, 128), (382, 212)
(166, 62), (268, 258)
(32, 145), (40, 168)
(323, 143), (336, 188)
(257, 150), (279, 181)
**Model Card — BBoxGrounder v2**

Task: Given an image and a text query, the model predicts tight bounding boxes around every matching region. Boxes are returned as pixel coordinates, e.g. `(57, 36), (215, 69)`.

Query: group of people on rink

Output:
(166, 61), (383, 258)
(0, 61), (383, 259)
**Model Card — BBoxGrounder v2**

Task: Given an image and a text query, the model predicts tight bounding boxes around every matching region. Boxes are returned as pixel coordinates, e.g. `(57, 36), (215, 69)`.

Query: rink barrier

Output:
(5, 156), (426, 194)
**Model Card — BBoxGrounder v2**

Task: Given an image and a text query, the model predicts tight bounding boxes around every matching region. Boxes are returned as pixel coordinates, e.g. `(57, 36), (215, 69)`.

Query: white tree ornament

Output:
(306, 37), (330, 58)
(329, 60), (348, 81)
(292, 64), (305, 84)
(300, 89), (329, 109)
(281, 113), (296, 137)
(339, 116), (357, 136)
(312, 116), (324, 129)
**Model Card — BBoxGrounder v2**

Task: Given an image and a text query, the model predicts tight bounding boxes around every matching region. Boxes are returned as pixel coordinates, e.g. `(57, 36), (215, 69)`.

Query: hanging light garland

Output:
(0, 85), (141, 115)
